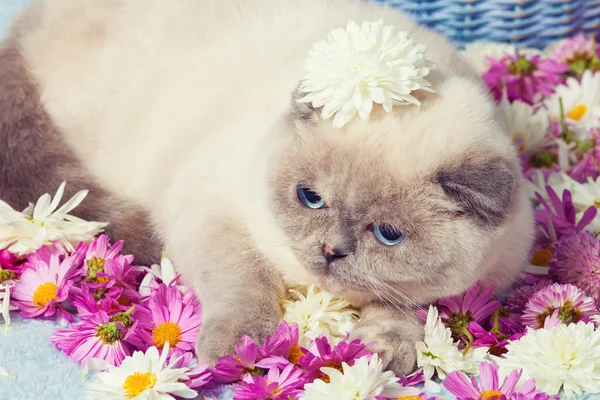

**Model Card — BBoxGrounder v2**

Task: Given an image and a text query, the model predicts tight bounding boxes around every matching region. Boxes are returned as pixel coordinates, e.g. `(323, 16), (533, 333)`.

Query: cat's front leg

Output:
(169, 215), (286, 365)
(350, 302), (423, 376)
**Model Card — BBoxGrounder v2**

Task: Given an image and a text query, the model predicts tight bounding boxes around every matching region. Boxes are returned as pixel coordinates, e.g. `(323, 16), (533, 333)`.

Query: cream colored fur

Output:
(9, 0), (534, 373)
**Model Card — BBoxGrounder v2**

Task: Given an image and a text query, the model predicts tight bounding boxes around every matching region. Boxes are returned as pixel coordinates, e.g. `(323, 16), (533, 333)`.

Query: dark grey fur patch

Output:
(0, 39), (161, 265)
(436, 158), (516, 227)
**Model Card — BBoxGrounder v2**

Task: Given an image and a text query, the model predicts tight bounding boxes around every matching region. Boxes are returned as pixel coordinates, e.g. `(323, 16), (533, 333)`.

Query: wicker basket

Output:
(372, 0), (600, 48)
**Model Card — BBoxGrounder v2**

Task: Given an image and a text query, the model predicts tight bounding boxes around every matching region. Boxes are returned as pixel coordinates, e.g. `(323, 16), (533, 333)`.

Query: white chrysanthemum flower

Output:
(416, 305), (488, 392)
(299, 354), (419, 400)
(282, 283), (359, 346)
(545, 70), (600, 138)
(139, 253), (184, 296)
(85, 343), (197, 400)
(461, 42), (517, 73)
(0, 281), (17, 334)
(0, 182), (107, 256)
(297, 19), (435, 128)
(499, 96), (549, 154)
(495, 322), (600, 396)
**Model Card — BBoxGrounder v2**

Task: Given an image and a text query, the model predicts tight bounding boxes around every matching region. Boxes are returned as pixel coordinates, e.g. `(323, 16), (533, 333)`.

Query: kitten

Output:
(1, 0), (533, 374)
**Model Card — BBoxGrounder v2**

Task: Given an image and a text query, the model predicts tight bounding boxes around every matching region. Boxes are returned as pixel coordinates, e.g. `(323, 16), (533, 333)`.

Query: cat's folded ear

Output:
(436, 158), (516, 227)
(288, 84), (321, 125)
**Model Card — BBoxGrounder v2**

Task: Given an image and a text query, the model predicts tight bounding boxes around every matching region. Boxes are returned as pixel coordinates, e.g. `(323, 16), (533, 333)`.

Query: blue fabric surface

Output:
(0, 0), (31, 38)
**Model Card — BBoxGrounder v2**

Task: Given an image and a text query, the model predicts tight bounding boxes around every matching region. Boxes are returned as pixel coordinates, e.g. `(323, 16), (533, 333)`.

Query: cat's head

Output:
(269, 73), (532, 306)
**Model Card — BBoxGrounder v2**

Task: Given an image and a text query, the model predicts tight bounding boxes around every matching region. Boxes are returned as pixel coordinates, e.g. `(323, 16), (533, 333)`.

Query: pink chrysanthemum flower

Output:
(77, 235), (134, 284)
(400, 370), (425, 387)
(297, 335), (373, 381)
(11, 253), (77, 321)
(552, 34), (600, 77)
(550, 231), (600, 301)
(0, 249), (20, 284)
(168, 350), (212, 390)
(535, 187), (597, 240)
(569, 150), (600, 184)
(259, 321), (303, 367)
(233, 363), (305, 400)
(418, 282), (500, 339)
(49, 309), (139, 366)
(521, 283), (598, 328)
(137, 284), (202, 354)
(212, 336), (264, 384)
(504, 279), (553, 316)
(483, 53), (568, 104)
(444, 361), (548, 400)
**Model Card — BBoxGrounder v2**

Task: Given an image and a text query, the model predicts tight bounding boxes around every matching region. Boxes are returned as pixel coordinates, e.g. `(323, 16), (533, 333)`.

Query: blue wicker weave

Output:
(372, 0), (600, 49)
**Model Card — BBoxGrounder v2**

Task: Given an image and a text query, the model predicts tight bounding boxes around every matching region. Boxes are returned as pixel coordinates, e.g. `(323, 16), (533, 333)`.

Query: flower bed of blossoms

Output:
(2, 33), (600, 400)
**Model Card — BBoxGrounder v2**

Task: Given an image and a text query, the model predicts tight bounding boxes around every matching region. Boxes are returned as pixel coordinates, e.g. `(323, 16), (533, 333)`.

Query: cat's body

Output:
(1, 0), (534, 374)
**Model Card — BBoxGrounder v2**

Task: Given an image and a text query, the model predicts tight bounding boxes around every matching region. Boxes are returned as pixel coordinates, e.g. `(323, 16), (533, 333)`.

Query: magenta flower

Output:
(535, 187), (597, 241)
(212, 336), (263, 384)
(522, 283), (598, 328)
(49, 309), (139, 366)
(469, 321), (523, 357)
(233, 363), (305, 400)
(137, 283), (202, 354)
(77, 235), (134, 283)
(552, 34), (600, 77)
(168, 350), (212, 390)
(70, 286), (125, 318)
(483, 53), (568, 104)
(418, 282), (500, 339)
(550, 231), (600, 301)
(11, 253), (78, 321)
(259, 321), (303, 368)
(569, 150), (600, 184)
(296, 335), (373, 380)
(504, 279), (553, 316)
(400, 370), (425, 387)
(0, 249), (20, 284)
(444, 361), (546, 400)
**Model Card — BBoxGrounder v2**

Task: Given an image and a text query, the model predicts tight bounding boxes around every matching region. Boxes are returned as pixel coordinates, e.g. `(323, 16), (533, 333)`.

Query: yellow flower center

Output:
(530, 248), (553, 267)
(480, 390), (504, 400)
(288, 345), (305, 364)
(123, 371), (157, 398)
(568, 104), (588, 121)
(33, 282), (57, 307)
(152, 321), (182, 349)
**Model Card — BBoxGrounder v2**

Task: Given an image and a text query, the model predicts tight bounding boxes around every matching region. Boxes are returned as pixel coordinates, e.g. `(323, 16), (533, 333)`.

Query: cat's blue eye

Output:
(297, 185), (326, 209)
(373, 224), (405, 246)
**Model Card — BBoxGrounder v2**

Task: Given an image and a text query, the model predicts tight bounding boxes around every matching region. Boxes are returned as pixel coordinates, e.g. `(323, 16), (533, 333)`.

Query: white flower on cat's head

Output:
(296, 19), (435, 128)
(0, 182), (108, 256)
(282, 283), (359, 346)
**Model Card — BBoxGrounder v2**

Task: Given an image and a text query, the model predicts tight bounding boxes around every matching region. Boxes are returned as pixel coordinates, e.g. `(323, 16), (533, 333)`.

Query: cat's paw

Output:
(350, 306), (424, 376)
(195, 313), (280, 365)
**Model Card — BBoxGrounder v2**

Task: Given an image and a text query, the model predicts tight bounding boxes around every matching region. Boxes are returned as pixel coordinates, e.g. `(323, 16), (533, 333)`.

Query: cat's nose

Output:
(322, 243), (348, 264)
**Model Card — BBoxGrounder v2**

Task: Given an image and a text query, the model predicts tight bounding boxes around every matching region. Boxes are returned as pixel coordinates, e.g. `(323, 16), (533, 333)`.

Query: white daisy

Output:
(282, 283), (359, 346)
(527, 170), (574, 203)
(299, 353), (419, 400)
(495, 322), (600, 396)
(499, 97), (549, 154)
(545, 70), (600, 138)
(567, 176), (600, 234)
(85, 343), (197, 400)
(415, 305), (488, 392)
(0, 281), (16, 334)
(297, 19), (435, 128)
(0, 182), (108, 256)
(461, 42), (516, 73)
(139, 253), (184, 296)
